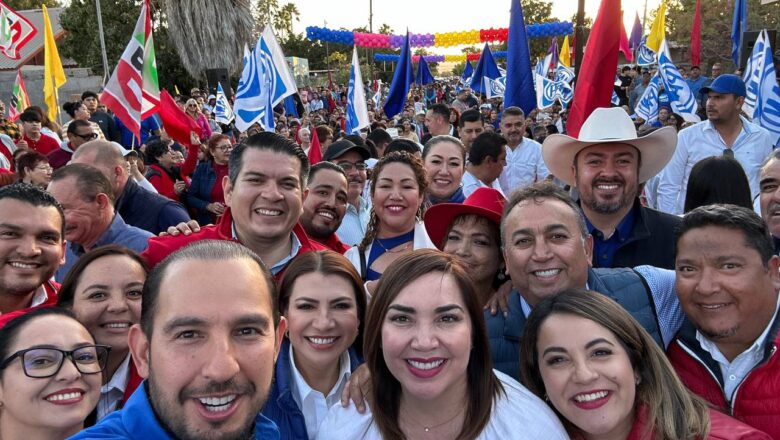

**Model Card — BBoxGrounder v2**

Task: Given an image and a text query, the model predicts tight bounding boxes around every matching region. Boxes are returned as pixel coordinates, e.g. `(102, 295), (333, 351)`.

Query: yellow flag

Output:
(43, 4), (66, 123)
(646, 0), (666, 53)
(174, 84), (181, 96)
(559, 35), (571, 68)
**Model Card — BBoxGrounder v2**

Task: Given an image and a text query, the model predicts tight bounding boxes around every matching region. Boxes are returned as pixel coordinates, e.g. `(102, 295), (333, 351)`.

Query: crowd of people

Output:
(0, 56), (777, 440)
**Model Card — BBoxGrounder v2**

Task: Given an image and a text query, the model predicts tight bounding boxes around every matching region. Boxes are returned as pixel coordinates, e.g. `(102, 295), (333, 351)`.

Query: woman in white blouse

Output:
(317, 250), (568, 440)
(263, 251), (367, 440)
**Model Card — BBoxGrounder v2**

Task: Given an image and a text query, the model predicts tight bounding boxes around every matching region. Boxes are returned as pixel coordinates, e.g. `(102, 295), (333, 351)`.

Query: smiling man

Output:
(758, 150), (780, 253)
(543, 107), (681, 269)
(141, 132), (326, 278)
(300, 161), (350, 253)
(73, 240), (286, 439)
(668, 205), (780, 438)
(497, 106), (548, 194)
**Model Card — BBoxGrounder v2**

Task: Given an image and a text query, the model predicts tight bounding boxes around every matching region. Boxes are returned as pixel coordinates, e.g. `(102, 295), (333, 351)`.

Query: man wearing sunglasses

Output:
(47, 120), (98, 170)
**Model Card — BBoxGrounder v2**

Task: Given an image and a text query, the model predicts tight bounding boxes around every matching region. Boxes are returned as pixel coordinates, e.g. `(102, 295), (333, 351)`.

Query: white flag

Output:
(743, 29), (780, 145)
(214, 83), (234, 125)
(346, 47), (370, 134)
(657, 40), (699, 122)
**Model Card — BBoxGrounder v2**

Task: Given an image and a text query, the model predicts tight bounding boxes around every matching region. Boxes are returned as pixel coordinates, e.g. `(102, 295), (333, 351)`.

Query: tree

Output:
(274, 2), (299, 41)
(377, 23), (393, 35)
(665, 0), (780, 71)
(5, 0), (59, 9)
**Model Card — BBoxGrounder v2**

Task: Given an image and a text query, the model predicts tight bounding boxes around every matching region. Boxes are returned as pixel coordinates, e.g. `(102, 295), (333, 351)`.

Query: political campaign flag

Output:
(619, 16), (633, 62)
(567, 0), (621, 137)
(636, 36), (657, 66)
(415, 56), (435, 86)
(461, 60), (474, 84)
(234, 26), (298, 131)
(731, 0), (748, 66)
(8, 70), (29, 121)
(159, 89), (199, 147)
(346, 47), (370, 134)
(504, 0), (535, 114)
(485, 76), (507, 100)
(743, 30), (780, 145)
(629, 12), (643, 50)
(554, 63), (575, 84)
(383, 32), (414, 119)
(691, 0), (702, 66)
(100, 0), (159, 140)
(308, 125), (323, 165)
(635, 73), (662, 123)
(0, 1), (36, 60)
(214, 82), (234, 125)
(534, 74), (573, 108)
(559, 35), (571, 68)
(657, 40), (699, 122)
(42, 4), (66, 123)
(284, 95), (299, 118)
(470, 43), (502, 94)
(646, 0), (666, 53)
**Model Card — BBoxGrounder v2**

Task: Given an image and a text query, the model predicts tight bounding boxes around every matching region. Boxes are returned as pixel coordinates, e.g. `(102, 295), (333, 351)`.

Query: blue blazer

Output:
(187, 161), (218, 225)
(261, 339), (363, 440)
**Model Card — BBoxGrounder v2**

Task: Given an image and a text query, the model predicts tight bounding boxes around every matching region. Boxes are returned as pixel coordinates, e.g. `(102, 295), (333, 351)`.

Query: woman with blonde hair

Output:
(519, 289), (770, 439)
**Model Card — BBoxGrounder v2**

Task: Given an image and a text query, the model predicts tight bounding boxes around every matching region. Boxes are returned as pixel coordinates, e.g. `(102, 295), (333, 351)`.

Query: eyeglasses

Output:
(34, 165), (53, 172)
(217, 144), (234, 152)
(723, 149), (734, 158)
(74, 132), (98, 141)
(0, 345), (111, 378)
(337, 161), (367, 172)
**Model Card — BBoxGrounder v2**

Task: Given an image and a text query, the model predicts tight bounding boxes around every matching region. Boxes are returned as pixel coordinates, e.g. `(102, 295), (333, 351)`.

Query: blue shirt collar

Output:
(69, 213), (127, 256)
(585, 202), (637, 241)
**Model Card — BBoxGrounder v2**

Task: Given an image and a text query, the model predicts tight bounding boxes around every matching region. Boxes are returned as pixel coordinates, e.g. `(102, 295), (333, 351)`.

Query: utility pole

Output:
(95, 0), (110, 86)
(642, 0), (648, 32)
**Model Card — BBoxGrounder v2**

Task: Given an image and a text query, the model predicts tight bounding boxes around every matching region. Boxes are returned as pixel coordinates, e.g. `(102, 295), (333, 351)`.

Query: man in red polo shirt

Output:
(142, 132), (326, 277)
(301, 161), (350, 254)
(17, 110), (59, 155)
(0, 184), (64, 325)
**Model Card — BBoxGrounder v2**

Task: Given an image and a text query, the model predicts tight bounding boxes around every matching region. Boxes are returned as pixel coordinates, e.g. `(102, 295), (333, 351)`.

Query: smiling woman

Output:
(0, 308), (105, 440)
(519, 289), (771, 440)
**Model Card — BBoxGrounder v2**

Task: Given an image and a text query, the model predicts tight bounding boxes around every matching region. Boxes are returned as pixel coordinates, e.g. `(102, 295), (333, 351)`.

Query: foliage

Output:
(5, 0), (59, 9)
(377, 23), (393, 35)
(665, 0), (780, 71)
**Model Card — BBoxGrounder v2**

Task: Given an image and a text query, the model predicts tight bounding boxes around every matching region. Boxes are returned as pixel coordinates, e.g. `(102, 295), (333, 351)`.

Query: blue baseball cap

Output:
(700, 74), (746, 97)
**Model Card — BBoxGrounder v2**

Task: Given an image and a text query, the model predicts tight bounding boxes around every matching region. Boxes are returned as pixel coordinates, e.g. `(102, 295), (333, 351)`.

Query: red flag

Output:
(307, 126), (322, 165)
(327, 71), (337, 111)
(159, 89), (199, 147)
(690, 0), (702, 66)
(619, 15), (633, 62)
(567, 0), (622, 138)
(9, 70), (30, 122)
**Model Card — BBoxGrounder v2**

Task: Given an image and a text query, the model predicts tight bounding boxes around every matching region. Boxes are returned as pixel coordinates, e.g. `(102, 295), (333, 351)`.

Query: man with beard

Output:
(543, 107), (681, 269)
(73, 240), (285, 439)
(325, 139), (371, 247)
(301, 162), (350, 253)
(497, 106), (548, 194)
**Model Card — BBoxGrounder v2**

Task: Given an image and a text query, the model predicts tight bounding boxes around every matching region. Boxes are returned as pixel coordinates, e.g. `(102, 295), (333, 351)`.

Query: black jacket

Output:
(589, 200), (681, 270)
(116, 179), (190, 235)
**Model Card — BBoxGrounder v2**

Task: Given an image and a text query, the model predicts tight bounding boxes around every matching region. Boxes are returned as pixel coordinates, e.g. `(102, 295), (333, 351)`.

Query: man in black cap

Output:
(323, 139), (371, 246)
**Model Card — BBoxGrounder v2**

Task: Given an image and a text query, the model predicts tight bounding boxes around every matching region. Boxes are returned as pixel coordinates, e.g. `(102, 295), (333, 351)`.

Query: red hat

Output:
(424, 187), (506, 250)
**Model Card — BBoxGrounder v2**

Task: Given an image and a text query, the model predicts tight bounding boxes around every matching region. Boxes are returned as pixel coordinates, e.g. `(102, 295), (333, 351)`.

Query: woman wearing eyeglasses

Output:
(15, 151), (52, 190)
(144, 139), (188, 202)
(56, 245), (148, 423)
(60, 101), (105, 141)
(185, 98), (212, 144)
(187, 134), (232, 224)
(0, 307), (106, 440)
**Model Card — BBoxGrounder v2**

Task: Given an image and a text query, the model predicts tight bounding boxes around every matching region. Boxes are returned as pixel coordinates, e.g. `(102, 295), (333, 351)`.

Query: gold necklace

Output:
(374, 238), (411, 254)
(402, 405), (465, 433)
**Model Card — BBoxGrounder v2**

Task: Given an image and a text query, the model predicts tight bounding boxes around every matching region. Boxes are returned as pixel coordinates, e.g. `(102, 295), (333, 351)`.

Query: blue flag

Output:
(214, 82), (235, 125)
(284, 95), (299, 118)
(461, 60), (474, 85)
(636, 36), (657, 66)
(346, 47), (370, 134)
(415, 56), (435, 86)
(658, 40), (699, 122)
(534, 73), (573, 108)
(743, 30), (780, 145)
(635, 73), (662, 123)
(470, 43), (501, 95)
(504, 0), (535, 114)
(234, 27), (298, 131)
(629, 13), (643, 50)
(731, 0), (748, 66)
(383, 32), (414, 119)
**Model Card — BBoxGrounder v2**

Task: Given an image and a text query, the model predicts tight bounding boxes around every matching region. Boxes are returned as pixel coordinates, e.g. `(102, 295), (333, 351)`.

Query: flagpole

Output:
(575, 0), (585, 77)
(95, 0), (110, 85)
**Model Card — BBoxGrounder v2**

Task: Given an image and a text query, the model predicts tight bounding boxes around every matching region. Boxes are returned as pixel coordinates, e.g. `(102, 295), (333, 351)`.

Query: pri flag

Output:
(234, 26), (298, 131)
(657, 40), (699, 122)
(214, 82), (234, 125)
(42, 5), (65, 123)
(100, 0), (159, 140)
(8, 70), (29, 122)
(346, 47), (370, 134)
(635, 73), (662, 123)
(743, 30), (780, 145)
(534, 74), (573, 109)
(0, 1), (36, 60)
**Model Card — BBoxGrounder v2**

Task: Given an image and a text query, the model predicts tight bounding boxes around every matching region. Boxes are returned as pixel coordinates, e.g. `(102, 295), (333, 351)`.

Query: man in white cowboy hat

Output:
(543, 107), (681, 269)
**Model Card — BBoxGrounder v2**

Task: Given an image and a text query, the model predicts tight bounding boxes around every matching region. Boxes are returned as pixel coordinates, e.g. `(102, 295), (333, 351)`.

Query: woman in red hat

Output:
(424, 187), (506, 306)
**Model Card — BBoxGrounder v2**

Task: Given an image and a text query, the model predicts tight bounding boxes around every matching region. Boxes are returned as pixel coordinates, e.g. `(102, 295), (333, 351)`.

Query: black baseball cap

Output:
(323, 139), (370, 162)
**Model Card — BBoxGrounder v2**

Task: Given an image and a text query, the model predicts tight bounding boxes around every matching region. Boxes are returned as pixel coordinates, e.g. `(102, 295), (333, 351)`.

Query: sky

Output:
(289, 0), (663, 55)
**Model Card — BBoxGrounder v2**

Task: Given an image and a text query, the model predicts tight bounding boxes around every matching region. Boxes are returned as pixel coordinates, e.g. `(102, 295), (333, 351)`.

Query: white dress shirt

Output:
(336, 197), (371, 246)
(290, 345), (352, 440)
(97, 354), (131, 420)
(498, 138), (549, 195)
(696, 297), (780, 402)
(461, 170), (505, 198)
(657, 117), (776, 214)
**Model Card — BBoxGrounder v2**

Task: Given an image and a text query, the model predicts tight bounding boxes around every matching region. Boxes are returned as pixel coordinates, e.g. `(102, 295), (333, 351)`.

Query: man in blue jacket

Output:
(71, 240), (286, 439)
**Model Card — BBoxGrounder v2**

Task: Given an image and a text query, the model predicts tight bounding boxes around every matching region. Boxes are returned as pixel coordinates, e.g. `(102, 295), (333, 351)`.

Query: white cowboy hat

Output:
(542, 107), (677, 186)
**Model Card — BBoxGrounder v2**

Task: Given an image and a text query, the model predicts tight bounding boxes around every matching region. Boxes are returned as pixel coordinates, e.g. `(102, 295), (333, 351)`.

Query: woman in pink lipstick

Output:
(345, 152), (436, 287)
(264, 250), (366, 440)
(317, 250), (567, 440)
(57, 245), (148, 423)
(0, 307), (105, 439)
(519, 289), (771, 440)
(422, 136), (466, 205)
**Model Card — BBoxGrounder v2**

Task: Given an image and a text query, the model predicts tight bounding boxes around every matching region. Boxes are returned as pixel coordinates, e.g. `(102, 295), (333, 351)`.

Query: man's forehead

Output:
(240, 149), (301, 175)
(310, 169), (347, 188)
(761, 158), (780, 178)
(508, 198), (579, 227)
(579, 142), (639, 156)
